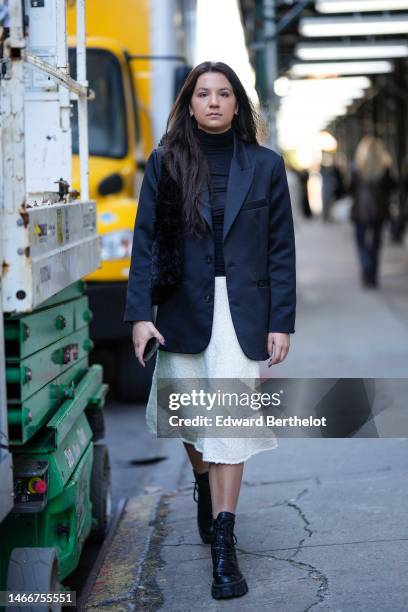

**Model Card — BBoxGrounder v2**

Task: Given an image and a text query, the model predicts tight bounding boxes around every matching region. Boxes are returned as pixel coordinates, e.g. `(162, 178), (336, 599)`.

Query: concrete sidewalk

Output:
(84, 438), (408, 611)
(153, 438), (408, 611)
(84, 218), (408, 610)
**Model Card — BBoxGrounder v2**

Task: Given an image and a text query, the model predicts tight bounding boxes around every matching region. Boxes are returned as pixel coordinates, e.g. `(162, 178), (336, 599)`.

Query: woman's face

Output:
(189, 71), (238, 134)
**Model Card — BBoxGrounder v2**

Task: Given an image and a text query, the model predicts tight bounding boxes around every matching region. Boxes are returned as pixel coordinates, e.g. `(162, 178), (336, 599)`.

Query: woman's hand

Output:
(132, 321), (165, 367)
(267, 332), (290, 367)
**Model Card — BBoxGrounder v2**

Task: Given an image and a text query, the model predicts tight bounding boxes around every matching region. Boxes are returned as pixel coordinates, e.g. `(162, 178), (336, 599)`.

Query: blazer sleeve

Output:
(123, 149), (160, 324)
(267, 155), (297, 334)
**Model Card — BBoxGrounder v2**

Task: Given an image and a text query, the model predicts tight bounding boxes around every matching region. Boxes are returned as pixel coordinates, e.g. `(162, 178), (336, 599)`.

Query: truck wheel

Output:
(6, 547), (61, 611)
(89, 443), (112, 544)
(117, 340), (155, 403)
(86, 407), (105, 442)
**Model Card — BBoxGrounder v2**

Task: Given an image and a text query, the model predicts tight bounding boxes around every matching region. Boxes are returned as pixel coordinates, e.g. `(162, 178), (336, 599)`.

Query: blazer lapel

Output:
(223, 132), (254, 242)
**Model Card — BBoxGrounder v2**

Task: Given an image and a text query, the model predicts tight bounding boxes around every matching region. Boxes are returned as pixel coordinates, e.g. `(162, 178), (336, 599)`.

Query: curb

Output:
(80, 494), (162, 610)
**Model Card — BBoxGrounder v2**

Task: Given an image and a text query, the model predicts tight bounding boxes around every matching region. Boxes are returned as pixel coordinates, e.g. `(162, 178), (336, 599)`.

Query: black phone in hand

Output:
(143, 337), (160, 362)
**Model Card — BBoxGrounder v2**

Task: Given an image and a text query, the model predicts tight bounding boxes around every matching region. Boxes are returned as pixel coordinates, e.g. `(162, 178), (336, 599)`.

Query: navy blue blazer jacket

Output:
(124, 130), (296, 360)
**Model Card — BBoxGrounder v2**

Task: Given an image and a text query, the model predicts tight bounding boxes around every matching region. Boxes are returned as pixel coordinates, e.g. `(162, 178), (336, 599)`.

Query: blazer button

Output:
(204, 294), (212, 302)
(206, 255), (213, 263)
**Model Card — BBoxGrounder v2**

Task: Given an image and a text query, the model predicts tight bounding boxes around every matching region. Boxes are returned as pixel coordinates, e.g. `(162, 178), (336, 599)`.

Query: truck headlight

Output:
(100, 230), (133, 261)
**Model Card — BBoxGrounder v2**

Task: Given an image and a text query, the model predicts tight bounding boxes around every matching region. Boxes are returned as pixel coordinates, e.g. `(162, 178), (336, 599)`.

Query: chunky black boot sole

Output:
(211, 576), (248, 599)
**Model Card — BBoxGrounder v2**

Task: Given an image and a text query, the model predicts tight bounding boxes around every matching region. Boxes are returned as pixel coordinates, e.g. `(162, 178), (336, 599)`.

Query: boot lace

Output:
(213, 535), (238, 563)
(214, 522), (238, 548)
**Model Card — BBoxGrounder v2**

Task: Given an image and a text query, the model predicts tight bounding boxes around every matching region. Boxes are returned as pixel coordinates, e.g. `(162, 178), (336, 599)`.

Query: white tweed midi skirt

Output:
(145, 276), (278, 463)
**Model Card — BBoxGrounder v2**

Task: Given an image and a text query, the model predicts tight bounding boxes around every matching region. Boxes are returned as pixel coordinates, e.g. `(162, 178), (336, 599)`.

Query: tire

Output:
(6, 547), (61, 612)
(117, 339), (155, 403)
(88, 443), (112, 544)
(86, 407), (105, 442)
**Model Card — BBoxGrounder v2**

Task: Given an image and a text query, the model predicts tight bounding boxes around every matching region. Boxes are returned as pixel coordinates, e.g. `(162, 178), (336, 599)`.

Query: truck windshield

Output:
(69, 48), (127, 158)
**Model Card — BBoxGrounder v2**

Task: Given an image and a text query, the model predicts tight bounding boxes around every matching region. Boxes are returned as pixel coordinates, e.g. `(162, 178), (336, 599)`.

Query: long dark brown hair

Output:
(159, 61), (260, 237)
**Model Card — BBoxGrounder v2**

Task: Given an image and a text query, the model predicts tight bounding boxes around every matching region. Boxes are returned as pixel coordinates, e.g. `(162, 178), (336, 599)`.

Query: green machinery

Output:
(0, 0), (112, 602)
(0, 281), (111, 594)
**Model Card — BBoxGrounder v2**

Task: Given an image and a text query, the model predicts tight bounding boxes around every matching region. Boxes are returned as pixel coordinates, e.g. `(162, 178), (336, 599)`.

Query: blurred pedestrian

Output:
(285, 160), (302, 225)
(124, 61), (296, 599)
(349, 136), (397, 288)
(285, 162), (313, 220)
(299, 168), (312, 218)
(320, 151), (344, 222)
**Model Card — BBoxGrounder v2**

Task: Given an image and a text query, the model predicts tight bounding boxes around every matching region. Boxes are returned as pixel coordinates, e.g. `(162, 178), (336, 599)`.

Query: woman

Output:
(349, 136), (396, 288)
(124, 61), (296, 600)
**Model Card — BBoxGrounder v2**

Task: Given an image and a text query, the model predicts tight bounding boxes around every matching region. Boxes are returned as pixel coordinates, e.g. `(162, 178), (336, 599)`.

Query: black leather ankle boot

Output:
(193, 470), (215, 544)
(211, 511), (248, 599)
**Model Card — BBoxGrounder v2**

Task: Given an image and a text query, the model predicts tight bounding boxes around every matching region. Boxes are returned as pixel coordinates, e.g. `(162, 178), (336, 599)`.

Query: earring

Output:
(235, 109), (239, 115)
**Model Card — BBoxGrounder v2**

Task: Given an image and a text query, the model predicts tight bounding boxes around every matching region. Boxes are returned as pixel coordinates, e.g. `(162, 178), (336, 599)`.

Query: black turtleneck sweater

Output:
(196, 125), (234, 276)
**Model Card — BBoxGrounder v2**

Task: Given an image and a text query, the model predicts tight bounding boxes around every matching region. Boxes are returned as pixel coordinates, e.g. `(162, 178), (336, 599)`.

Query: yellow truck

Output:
(67, 0), (194, 400)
